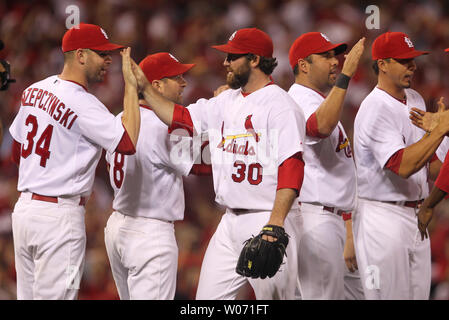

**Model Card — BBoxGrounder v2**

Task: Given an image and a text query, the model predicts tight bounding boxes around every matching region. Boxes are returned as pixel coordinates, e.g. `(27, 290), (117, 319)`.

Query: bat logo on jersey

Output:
(217, 121), (226, 148)
(217, 116), (261, 149)
(335, 128), (352, 158)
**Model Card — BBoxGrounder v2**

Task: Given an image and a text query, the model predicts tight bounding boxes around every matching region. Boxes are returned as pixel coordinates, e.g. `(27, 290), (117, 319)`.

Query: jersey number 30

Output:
(232, 161), (263, 185)
(21, 114), (54, 167)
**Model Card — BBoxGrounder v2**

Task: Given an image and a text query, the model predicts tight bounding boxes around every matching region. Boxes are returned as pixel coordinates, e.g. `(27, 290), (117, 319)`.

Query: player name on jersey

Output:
(21, 87), (78, 130)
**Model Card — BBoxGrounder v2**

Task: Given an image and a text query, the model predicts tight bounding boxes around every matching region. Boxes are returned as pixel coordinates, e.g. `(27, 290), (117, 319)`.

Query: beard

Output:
(226, 60), (251, 89)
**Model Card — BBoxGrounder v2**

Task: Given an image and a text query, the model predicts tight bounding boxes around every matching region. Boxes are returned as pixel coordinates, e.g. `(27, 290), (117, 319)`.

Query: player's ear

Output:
(377, 59), (388, 74)
(75, 49), (88, 65)
(298, 58), (309, 74)
(248, 54), (260, 68)
(152, 79), (163, 94)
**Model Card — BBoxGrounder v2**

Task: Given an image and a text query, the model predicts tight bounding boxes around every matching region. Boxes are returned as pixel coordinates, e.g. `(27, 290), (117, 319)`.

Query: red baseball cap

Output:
(372, 32), (429, 60)
(139, 52), (195, 83)
(445, 48), (449, 53)
(288, 32), (347, 69)
(211, 28), (273, 58)
(62, 23), (125, 53)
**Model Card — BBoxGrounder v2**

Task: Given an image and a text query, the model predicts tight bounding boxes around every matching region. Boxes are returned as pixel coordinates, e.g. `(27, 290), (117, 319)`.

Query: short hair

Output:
(63, 51), (76, 63)
(372, 58), (391, 75)
(292, 55), (313, 76)
(246, 53), (278, 75)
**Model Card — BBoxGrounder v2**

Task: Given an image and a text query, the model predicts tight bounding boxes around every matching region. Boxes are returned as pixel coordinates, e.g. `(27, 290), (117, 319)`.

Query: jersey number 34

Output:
(21, 114), (54, 167)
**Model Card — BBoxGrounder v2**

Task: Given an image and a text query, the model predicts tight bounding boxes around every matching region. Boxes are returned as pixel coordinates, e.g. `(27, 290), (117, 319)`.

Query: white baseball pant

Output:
(296, 202), (364, 299)
(11, 192), (86, 300)
(195, 209), (301, 300)
(104, 211), (178, 300)
(353, 198), (431, 299)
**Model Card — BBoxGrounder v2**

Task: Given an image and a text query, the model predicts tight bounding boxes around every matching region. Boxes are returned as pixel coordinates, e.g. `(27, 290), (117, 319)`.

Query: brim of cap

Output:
(314, 42), (348, 56)
(140, 63), (195, 82)
(166, 63), (195, 78)
(88, 42), (125, 51)
(391, 50), (429, 59)
(211, 43), (249, 54)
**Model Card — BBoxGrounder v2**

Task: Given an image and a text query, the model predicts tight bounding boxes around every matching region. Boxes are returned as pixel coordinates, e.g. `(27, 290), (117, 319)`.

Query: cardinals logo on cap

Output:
(229, 31), (237, 41)
(404, 36), (414, 48)
(100, 28), (109, 40)
(320, 33), (331, 42)
(169, 53), (180, 62)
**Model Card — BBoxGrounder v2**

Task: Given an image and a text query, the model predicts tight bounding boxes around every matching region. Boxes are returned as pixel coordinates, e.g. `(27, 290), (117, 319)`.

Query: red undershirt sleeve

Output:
(435, 152), (449, 194)
(385, 148), (404, 175)
(277, 152), (304, 196)
(306, 112), (330, 139)
(115, 125), (136, 155)
(168, 104), (194, 137)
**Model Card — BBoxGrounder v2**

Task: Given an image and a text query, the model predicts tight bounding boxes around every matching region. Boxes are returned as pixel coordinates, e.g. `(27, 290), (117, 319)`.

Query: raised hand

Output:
(120, 47), (137, 88)
(129, 57), (150, 93)
(341, 37), (366, 77)
(410, 97), (449, 132)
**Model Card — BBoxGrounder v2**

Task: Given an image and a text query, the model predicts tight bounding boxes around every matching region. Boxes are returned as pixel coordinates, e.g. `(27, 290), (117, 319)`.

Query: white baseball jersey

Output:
(106, 105), (194, 222)
(288, 84), (356, 211)
(436, 136), (449, 162)
(354, 87), (429, 201)
(9, 75), (124, 197)
(186, 84), (305, 210)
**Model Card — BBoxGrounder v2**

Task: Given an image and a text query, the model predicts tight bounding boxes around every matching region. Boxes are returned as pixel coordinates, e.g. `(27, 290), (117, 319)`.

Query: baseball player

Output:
(417, 149), (449, 240)
(104, 52), (210, 299)
(409, 96), (449, 240)
(129, 28), (306, 299)
(8, 23), (140, 299)
(287, 32), (365, 300)
(353, 31), (449, 299)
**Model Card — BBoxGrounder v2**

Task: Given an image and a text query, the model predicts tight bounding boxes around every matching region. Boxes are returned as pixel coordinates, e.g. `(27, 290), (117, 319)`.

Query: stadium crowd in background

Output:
(1, 0), (449, 299)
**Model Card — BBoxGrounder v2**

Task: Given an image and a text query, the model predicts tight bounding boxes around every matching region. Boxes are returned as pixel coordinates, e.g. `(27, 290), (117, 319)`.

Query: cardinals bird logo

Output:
(335, 127), (352, 158)
(245, 115), (259, 142)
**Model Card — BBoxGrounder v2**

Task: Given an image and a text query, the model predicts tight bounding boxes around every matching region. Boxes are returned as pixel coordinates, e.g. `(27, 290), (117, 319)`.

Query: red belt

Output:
(382, 200), (423, 208)
(323, 206), (344, 216)
(29, 193), (86, 206)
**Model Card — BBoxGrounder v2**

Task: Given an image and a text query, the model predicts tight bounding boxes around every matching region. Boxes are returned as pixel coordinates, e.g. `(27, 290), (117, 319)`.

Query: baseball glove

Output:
(236, 224), (289, 279)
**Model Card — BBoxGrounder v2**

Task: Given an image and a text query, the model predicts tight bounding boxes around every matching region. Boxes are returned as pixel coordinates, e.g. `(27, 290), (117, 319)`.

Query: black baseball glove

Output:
(236, 224), (289, 279)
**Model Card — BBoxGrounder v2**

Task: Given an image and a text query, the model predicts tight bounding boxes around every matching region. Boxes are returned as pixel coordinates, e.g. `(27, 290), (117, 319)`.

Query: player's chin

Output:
(402, 79), (412, 88)
(226, 75), (241, 89)
(175, 94), (183, 105)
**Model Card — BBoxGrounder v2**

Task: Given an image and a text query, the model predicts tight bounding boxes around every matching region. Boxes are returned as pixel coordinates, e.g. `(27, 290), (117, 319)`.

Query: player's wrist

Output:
(335, 73), (351, 90)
